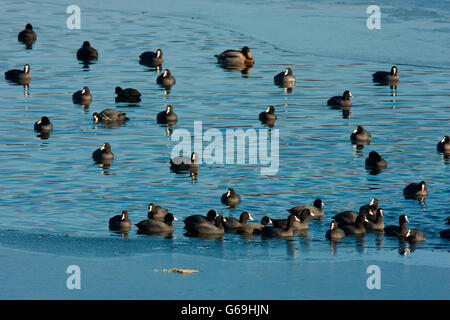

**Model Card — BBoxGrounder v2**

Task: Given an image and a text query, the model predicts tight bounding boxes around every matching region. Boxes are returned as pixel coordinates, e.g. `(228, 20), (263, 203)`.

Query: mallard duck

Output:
(215, 46), (255, 66)
(92, 109), (129, 124)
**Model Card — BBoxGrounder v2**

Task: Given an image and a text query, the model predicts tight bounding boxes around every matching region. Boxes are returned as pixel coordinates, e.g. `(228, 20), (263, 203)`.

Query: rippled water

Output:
(0, 1), (449, 266)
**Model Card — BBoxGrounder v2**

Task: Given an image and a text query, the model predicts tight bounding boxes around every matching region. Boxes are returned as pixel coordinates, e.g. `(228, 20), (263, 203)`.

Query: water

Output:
(0, 0), (449, 273)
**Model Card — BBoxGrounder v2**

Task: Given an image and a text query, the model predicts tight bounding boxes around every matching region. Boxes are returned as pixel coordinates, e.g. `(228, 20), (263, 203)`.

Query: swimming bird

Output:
(274, 68), (296, 87)
(333, 206), (373, 225)
(437, 136), (450, 153)
(136, 213), (176, 235)
(183, 210), (218, 230)
(259, 106), (277, 126)
(384, 215), (409, 238)
(405, 227), (426, 242)
(93, 109), (129, 124)
(34, 116), (52, 133)
(156, 69), (175, 87)
(325, 220), (345, 240)
(109, 210), (131, 231)
(157, 105), (178, 124)
(77, 41), (98, 61)
(403, 181), (428, 199)
(327, 90), (352, 107)
(261, 214), (300, 238)
(139, 49), (163, 66)
(185, 215), (227, 236)
(365, 208), (384, 232)
(115, 87), (141, 103)
(338, 214), (368, 236)
(359, 198), (379, 221)
(18, 24), (36, 45)
(440, 229), (450, 239)
(272, 208), (314, 231)
(223, 211), (254, 233)
(215, 46), (255, 67)
(170, 152), (199, 171)
(385, 215), (425, 242)
(92, 143), (114, 163)
(238, 216), (272, 235)
(365, 151), (387, 169)
(147, 203), (169, 220)
(72, 87), (92, 104)
(350, 125), (372, 143)
(221, 188), (241, 207)
(5, 64), (31, 84)
(288, 199), (324, 219)
(372, 66), (399, 84)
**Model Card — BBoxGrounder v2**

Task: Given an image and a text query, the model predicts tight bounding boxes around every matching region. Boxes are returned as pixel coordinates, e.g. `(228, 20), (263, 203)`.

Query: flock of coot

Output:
(5, 24), (450, 243)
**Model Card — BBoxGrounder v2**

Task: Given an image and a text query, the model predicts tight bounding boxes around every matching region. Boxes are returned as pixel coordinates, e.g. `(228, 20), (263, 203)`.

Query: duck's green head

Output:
(241, 46), (252, 59)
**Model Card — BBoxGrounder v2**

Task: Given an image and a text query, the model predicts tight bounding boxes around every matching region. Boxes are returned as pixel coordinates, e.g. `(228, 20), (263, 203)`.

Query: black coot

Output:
(327, 90), (352, 107)
(109, 210), (131, 231)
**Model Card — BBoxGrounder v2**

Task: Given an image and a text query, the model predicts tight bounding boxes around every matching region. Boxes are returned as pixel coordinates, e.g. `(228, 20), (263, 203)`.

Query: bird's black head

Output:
(284, 68), (293, 76)
(241, 46), (252, 59)
(240, 211), (253, 223)
(101, 142), (112, 152)
(266, 106), (275, 114)
(369, 151), (382, 161)
(354, 125), (365, 133)
(314, 199), (323, 208)
(391, 66), (398, 75)
(227, 188), (236, 196)
(26, 24), (33, 30)
(355, 214), (368, 226)
(343, 90), (353, 100)
(164, 213), (176, 224)
(40, 116), (50, 125)
(206, 209), (218, 220)
(399, 214), (409, 225)
(261, 216), (271, 226)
